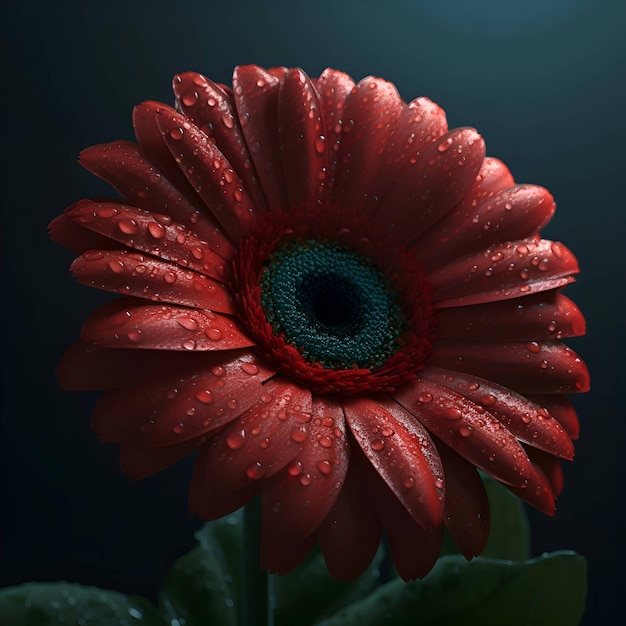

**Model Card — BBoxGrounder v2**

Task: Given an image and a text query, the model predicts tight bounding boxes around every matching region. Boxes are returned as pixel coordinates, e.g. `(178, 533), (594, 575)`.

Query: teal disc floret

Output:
(260, 240), (403, 369)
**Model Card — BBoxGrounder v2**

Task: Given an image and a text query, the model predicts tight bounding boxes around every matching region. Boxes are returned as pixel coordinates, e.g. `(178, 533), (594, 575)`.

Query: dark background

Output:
(2, 0), (624, 623)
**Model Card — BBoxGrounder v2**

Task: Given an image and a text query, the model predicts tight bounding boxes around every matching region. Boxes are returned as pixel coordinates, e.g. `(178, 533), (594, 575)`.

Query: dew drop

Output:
(403, 477), (415, 488)
(525, 341), (541, 353)
(319, 436), (333, 448)
(381, 426), (394, 437)
(148, 222), (166, 239)
(107, 260), (125, 274)
(434, 478), (444, 489)
(182, 91), (198, 106)
(290, 427), (307, 443)
(195, 389), (214, 404)
(317, 460), (332, 475)
(314, 136), (326, 154)
(127, 328), (142, 342)
(459, 425), (472, 437)
(206, 327), (222, 341)
(443, 407), (462, 420)
(172, 423), (184, 434)
(226, 430), (246, 450)
(261, 393), (273, 404)
(437, 137), (453, 152)
(211, 365), (226, 377)
(246, 462), (265, 480)
(418, 392), (433, 403)
(300, 474), (312, 486)
(170, 127), (184, 140)
(177, 317), (199, 331)
(240, 362), (259, 375)
(371, 438), (385, 451)
(480, 394), (497, 407)
(521, 414), (532, 424)
(287, 460), (303, 476)
(118, 218), (139, 235)
(182, 339), (196, 350)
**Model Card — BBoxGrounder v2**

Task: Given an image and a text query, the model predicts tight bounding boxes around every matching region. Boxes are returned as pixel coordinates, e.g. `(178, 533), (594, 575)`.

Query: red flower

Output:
(50, 66), (589, 581)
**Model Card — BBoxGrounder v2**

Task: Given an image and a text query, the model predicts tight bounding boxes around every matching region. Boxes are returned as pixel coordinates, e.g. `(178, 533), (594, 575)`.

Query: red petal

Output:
(526, 394), (580, 440)
(343, 397), (444, 530)
(189, 444), (259, 519)
(358, 450), (442, 581)
(435, 441), (490, 558)
(419, 368), (574, 459)
(392, 378), (534, 488)
(79, 141), (229, 246)
(172, 72), (269, 214)
(81, 298), (253, 351)
(65, 200), (232, 279)
(119, 437), (200, 480)
(278, 68), (328, 206)
(382, 97), (448, 173)
(430, 237), (579, 308)
(71, 249), (235, 313)
(436, 291), (586, 342)
(428, 340), (590, 394)
(417, 183), (555, 272)
(319, 465), (382, 580)
(333, 76), (405, 213)
(199, 378), (312, 491)
(379, 128), (486, 242)
(48, 212), (120, 255)
(91, 350), (272, 445)
(57, 341), (219, 390)
(502, 459), (556, 516)
(262, 398), (349, 538)
(133, 101), (207, 202)
(233, 65), (289, 212)
(315, 68), (355, 191)
(412, 156), (517, 272)
(526, 446), (564, 497)
(155, 107), (257, 241)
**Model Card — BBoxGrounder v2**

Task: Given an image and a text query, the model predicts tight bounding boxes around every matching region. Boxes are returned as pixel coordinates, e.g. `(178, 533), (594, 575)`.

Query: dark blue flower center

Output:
(260, 241), (403, 369)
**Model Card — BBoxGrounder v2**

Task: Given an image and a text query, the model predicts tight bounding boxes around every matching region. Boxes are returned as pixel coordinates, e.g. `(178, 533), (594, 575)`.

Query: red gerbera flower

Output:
(50, 66), (589, 581)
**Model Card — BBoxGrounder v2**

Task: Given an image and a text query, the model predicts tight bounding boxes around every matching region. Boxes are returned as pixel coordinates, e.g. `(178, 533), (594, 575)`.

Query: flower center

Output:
(232, 205), (437, 395)
(260, 241), (402, 369)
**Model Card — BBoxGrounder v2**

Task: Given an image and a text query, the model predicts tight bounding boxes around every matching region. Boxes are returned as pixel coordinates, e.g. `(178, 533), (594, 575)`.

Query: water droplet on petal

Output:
(246, 462), (265, 480)
(195, 389), (214, 404)
(226, 430), (246, 450)
(403, 477), (415, 488)
(434, 478), (444, 489)
(459, 425), (472, 437)
(418, 392), (433, 403)
(206, 327), (222, 341)
(118, 218), (139, 235)
(287, 460), (303, 476)
(381, 427), (394, 437)
(240, 362), (259, 375)
(480, 394), (497, 407)
(371, 438), (385, 451)
(178, 317), (199, 331)
(443, 407), (463, 420)
(289, 427), (307, 443)
(317, 460), (332, 475)
(148, 222), (166, 239)
(438, 137), (453, 152)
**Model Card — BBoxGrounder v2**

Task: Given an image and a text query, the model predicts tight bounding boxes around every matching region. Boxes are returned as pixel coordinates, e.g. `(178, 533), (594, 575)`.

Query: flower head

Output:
(50, 66), (589, 580)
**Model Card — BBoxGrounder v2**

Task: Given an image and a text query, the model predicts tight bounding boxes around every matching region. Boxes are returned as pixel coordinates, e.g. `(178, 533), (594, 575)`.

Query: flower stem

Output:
(242, 497), (274, 626)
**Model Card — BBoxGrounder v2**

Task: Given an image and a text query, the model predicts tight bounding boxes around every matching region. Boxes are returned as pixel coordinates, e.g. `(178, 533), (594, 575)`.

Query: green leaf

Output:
(0, 582), (165, 626)
(317, 551), (587, 626)
(275, 545), (384, 626)
(159, 514), (242, 626)
(481, 475), (531, 561)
